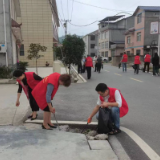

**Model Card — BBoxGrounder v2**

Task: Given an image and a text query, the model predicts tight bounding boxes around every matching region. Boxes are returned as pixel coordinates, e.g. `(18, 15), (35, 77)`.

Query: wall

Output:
(17, 0), (54, 67)
(144, 11), (159, 46)
(110, 29), (125, 42)
(88, 34), (98, 56)
(0, 0), (12, 66)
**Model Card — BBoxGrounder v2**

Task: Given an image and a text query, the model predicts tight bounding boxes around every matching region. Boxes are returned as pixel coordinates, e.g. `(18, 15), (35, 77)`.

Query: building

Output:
(98, 15), (134, 60)
(83, 30), (98, 57)
(17, 0), (59, 67)
(0, 0), (22, 66)
(125, 6), (160, 56)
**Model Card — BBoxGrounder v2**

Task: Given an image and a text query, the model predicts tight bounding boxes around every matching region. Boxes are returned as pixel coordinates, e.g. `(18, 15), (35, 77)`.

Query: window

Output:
(102, 42), (105, 49)
(137, 32), (141, 41)
(127, 36), (131, 44)
(20, 44), (24, 56)
(90, 44), (95, 48)
(105, 41), (108, 48)
(127, 51), (130, 55)
(136, 50), (141, 55)
(101, 52), (104, 57)
(105, 51), (108, 57)
(90, 35), (95, 40)
(137, 13), (142, 23)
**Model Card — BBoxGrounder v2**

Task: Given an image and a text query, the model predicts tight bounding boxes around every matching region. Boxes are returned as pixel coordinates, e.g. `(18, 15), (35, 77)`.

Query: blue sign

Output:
(1, 44), (5, 47)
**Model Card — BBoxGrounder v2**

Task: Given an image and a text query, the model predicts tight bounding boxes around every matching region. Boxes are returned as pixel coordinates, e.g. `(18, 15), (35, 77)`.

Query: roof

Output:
(133, 6), (160, 15)
(83, 30), (98, 38)
(125, 27), (135, 35)
(100, 15), (125, 22)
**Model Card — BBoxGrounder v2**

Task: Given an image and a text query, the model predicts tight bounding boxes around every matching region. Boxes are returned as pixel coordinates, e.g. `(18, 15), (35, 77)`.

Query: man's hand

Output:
(50, 107), (55, 113)
(16, 101), (20, 107)
(87, 117), (92, 123)
(101, 102), (109, 108)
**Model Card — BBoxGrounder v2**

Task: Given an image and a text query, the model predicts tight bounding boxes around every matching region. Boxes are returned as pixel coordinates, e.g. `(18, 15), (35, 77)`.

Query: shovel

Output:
(53, 113), (61, 131)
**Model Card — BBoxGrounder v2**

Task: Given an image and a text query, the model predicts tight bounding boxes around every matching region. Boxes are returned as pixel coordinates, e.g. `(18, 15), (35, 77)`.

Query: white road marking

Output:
(121, 127), (160, 160)
(114, 73), (122, 76)
(130, 78), (143, 82)
(105, 70), (110, 72)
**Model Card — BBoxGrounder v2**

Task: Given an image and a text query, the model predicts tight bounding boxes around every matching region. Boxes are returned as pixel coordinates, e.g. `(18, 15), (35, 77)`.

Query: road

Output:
(36, 64), (160, 158)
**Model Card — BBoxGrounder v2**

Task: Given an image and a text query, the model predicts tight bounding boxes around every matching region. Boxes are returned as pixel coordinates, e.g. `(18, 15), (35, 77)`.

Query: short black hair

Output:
(13, 70), (24, 78)
(95, 83), (108, 93)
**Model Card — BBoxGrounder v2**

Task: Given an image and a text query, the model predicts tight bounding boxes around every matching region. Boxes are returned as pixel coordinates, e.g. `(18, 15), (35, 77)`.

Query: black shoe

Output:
(31, 114), (38, 121)
(48, 124), (57, 128)
(42, 125), (53, 130)
(28, 115), (33, 119)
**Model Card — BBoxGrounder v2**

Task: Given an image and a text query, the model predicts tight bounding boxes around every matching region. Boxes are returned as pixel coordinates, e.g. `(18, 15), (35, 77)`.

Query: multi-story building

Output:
(125, 6), (160, 56)
(0, 0), (22, 66)
(98, 16), (134, 60)
(83, 30), (98, 57)
(17, 0), (59, 67)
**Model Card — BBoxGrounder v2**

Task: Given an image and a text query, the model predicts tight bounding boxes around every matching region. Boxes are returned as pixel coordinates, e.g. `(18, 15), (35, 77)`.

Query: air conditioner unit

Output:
(0, 44), (6, 53)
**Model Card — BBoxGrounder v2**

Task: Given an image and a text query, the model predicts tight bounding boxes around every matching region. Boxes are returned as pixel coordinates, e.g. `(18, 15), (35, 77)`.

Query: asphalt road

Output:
(37, 64), (160, 157)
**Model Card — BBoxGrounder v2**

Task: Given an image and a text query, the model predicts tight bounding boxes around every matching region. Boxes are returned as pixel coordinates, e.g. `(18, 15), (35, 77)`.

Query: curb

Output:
(25, 119), (97, 125)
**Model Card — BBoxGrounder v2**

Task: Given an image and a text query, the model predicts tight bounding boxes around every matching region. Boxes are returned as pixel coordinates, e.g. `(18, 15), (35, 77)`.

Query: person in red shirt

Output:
(85, 55), (93, 79)
(121, 52), (128, 72)
(13, 70), (42, 120)
(143, 53), (151, 73)
(32, 73), (71, 130)
(134, 53), (141, 74)
(87, 83), (128, 135)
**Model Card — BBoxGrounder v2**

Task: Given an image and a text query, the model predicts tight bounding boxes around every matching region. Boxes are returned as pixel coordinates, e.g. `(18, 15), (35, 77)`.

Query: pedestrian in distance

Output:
(85, 55), (93, 79)
(96, 55), (102, 73)
(143, 53), (151, 73)
(78, 60), (83, 74)
(32, 73), (71, 130)
(134, 53), (141, 74)
(121, 52), (128, 72)
(82, 56), (86, 73)
(87, 83), (128, 135)
(93, 55), (98, 72)
(13, 70), (43, 120)
(152, 53), (159, 76)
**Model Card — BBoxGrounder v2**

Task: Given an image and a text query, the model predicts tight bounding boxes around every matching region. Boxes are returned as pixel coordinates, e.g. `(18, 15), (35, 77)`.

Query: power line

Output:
(60, 0), (65, 20)
(68, 0), (134, 13)
(69, 20), (98, 27)
(70, 0), (75, 21)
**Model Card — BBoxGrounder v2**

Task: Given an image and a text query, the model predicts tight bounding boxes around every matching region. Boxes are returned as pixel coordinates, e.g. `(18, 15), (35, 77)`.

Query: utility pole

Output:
(63, 20), (71, 36)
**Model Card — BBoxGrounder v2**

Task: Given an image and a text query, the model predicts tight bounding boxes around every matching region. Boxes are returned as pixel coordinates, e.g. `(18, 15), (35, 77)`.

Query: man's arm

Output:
(88, 105), (100, 123)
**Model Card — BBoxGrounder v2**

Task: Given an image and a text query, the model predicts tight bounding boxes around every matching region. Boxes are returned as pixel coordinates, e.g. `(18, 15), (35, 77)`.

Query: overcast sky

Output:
(56, 0), (160, 37)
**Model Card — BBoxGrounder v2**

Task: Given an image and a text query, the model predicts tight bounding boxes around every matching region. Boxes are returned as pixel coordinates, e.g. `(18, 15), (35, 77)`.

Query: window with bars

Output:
(90, 35), (95, 40)
(105, 41), (108, 48)
(137, 13), (142, 23)
(127, 36), (131, 44)
(137, 32), (141, 41)
(136, 50), (141, 55)
(91, 44), (95, 48)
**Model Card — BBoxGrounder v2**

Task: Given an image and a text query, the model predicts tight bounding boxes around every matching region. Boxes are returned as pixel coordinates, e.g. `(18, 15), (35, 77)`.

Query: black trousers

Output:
(28, 88), (39, 112)
(134, 64), (139, 74)
(86, 67), (91, 79)
(78, 64), (82, 73)
(143, 62), (150, 72)
(95, 63), (98, 72)
(97, 63), (102, 73)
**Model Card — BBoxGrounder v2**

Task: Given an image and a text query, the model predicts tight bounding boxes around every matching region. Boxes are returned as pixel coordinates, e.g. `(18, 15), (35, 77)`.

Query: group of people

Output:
(121, 52), (160, 76)
(14, 68), (128, 134)
(13, 70), (71, 130)
(78, 55), (103, 80)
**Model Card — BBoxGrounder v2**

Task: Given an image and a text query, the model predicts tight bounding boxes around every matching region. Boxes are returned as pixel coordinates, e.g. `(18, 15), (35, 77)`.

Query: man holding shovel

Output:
(32, 73), (71, 130)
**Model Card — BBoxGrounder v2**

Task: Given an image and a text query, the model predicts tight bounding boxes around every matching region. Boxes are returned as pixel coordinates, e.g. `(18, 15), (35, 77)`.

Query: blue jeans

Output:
(122, 63), (127, 72)
(96, 107), (120, 129)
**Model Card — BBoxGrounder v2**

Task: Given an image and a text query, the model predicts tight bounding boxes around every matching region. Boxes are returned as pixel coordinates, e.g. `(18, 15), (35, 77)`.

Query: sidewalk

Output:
(0, 125), (118, 160)
(0, 84), (30, 126)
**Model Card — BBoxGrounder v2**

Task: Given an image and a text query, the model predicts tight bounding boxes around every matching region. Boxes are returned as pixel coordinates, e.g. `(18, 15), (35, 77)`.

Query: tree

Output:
(54, 35), (85, 74)
(27, 43), (47, 74)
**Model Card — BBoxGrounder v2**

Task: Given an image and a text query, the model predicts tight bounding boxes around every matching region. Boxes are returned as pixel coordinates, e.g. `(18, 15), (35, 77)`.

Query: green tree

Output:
(54, 35), (85, 74)
(27, 43), (47, 74)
